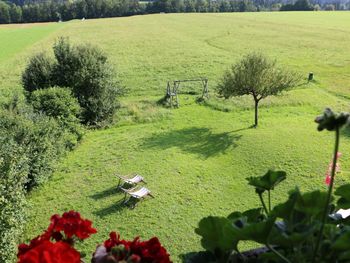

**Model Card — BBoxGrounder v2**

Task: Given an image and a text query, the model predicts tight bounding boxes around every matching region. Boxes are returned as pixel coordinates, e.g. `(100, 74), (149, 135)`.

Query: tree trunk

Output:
(254, 100), (259, 127)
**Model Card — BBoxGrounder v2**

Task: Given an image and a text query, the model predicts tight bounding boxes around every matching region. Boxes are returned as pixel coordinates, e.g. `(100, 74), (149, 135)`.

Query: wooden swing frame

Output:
(165, 78), (209, 107)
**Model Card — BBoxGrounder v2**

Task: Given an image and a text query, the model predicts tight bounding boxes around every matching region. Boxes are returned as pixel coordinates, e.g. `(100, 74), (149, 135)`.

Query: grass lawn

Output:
(1, 12), (350, 262)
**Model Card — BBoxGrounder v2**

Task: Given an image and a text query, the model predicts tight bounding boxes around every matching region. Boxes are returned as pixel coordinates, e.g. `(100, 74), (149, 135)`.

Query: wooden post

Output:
(308, 72), (314, 82)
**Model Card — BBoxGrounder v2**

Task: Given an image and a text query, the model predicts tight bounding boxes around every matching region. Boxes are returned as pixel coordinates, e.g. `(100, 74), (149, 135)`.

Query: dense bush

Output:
(29, 87), (83, 148)
(0, 134), (29, 263)
(0, 98), (75, 262)
(22, 52), (54, 93)
(0, 108), (66, 189)
(23, 38), (122, 125)
(52, 38), (122, 125)
(0, 89), (84, 262)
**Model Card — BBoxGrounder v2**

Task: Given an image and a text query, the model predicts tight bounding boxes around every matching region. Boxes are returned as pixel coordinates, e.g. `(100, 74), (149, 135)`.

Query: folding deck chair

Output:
(116, 174), (146, 189)
(121, 186), (154, 206)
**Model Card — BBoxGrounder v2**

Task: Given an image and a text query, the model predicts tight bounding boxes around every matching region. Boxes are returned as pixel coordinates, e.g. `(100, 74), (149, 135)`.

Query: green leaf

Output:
(332, 231), (350, 250)
(294, 190), (329, 217)
(272, 188), (300, 219)
(242, 208), (265, 223)
(227, 212), (243, 221)
(195, 216), (238, 255)
(335, 184), (350, 209)
(232, 217), (276, 244)
(247, 170), (286, 193)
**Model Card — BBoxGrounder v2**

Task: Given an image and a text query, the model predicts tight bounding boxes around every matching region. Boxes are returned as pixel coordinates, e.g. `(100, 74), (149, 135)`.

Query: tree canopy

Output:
(217, 53), (301, 127)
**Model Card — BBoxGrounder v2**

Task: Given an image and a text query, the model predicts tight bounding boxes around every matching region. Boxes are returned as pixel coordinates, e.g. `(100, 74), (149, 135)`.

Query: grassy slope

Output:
(0, 12), (349, 262)
(0, 23), (66, 103)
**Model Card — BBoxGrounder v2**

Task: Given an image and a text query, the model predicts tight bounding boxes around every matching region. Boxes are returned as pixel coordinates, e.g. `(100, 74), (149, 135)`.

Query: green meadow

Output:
(1, 12), (350, 261)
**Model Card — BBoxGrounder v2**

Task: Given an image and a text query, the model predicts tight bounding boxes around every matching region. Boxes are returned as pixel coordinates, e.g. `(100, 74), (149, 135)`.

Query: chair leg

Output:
(117, 178), (121, 189)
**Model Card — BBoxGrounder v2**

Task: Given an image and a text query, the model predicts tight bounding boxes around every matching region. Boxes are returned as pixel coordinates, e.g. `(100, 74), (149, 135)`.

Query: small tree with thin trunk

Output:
(217, 53), (301, 127)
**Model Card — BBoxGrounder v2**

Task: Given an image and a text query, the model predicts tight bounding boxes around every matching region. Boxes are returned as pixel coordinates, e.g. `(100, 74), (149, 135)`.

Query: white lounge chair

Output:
(116, 174), (146, 188)
(120, 186), (154, 205)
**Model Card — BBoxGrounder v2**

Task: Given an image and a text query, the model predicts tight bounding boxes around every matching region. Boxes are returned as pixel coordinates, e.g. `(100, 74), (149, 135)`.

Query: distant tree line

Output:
(0, 0), (350, 24)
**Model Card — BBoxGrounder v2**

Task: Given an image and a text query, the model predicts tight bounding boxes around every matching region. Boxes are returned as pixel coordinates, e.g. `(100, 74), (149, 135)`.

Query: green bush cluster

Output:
(29, 87), (83, 149)
(0, 134), (28, 263)
(0, 103), (71, 262)
(22, 37), (123, 126)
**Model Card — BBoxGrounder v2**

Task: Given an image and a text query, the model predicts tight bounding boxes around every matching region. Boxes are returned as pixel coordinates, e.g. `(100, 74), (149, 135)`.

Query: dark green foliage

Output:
(52, 38), (122, 125)
(23, 38), (122, 125)
(335, 185), (350, 209)
(22, 52), (54, 93)
(29, 87), (83, 148)
(0, 108), (65, 189)
(54, 38), (121, 124)
(0, 89), (83, 262)
(281, 0), (314, 11)
(0, 135), (28, 263)
(195, 216), (237, 261)
(247, 170), (286, 193)
(30, 87), (81, 121)
(0, 102), (68, 262)
(0, 1), (11, 23)
(9, 4), (22, 22)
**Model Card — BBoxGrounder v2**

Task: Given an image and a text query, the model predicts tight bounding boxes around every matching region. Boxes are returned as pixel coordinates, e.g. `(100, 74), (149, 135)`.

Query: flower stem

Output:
(312, 127), (340, 262)
(268, 190), (271, 213)
(259, 192), (269, 215)
(266, 243), (291, 263)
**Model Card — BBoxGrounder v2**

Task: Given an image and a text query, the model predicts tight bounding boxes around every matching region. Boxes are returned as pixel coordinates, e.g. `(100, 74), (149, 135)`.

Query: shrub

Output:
(22, 38), (123, 125)
(0, 95), (78, 261)
(0, 107), (66, 189)
(52, 38), (122, 125)
(0, 130), (29, 263)
(22, 52), (54, 93)
(29, 87), (83, 148)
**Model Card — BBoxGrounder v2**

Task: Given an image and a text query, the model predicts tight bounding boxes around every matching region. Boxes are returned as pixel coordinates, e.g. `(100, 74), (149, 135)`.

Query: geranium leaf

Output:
(294, 190), (329, 217)
(195, 216), (238, 255)
(335, 184), (350, 209)
(332, 231), (350, 250)
(247, 170), (286, 193)
(233, 217), (276, 244)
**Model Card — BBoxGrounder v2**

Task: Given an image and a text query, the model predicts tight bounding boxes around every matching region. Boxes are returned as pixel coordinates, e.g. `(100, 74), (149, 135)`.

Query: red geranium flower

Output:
(18, 240), (80, 263)
(18, 231), (52, 257)
(102, 232), (171, 263)
(18, 210), (96, 259)
(47, 210), (97, 240)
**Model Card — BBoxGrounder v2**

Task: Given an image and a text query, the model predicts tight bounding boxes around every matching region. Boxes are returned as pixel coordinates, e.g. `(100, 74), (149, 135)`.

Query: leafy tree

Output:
(325, 4), (335, 10)
(52, 38), (123, 125)
(0, 1), (11, 23)
(281, 0), (313, 11)
(217, 53), (301, 127)
(9, 4), (22, 23)
(22, 52), (54, 93)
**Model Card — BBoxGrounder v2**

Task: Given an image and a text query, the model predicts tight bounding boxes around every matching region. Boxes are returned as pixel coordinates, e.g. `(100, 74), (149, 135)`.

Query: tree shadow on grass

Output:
(93, 198), (127, 218)
(142, 127), (246, 158)
(89, 186), (119, 200)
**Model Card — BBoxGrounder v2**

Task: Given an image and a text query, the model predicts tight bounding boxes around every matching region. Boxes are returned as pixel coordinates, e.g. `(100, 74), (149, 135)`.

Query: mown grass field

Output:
(1, 12), (350, 262)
